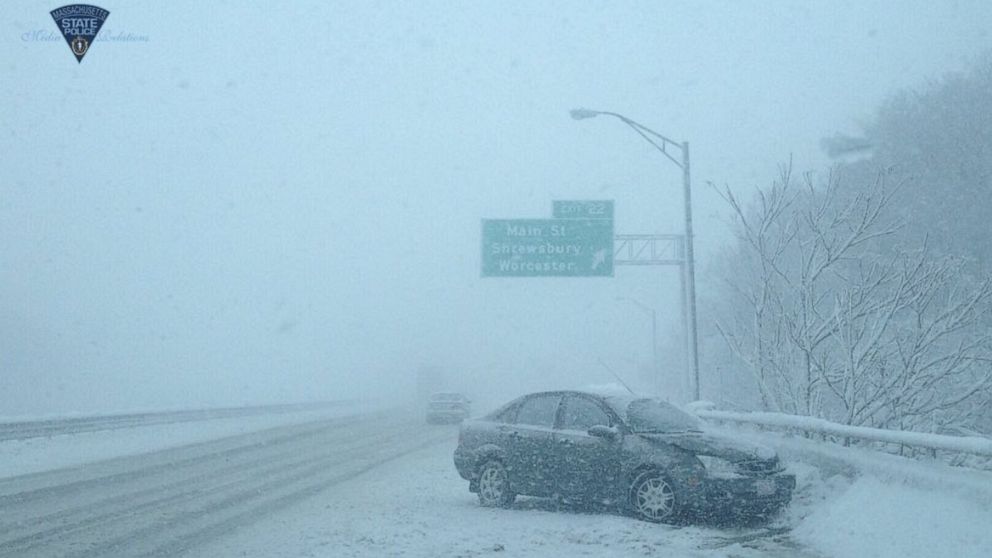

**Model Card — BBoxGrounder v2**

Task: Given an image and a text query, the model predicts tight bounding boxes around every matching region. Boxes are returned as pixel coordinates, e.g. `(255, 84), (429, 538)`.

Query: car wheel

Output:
(629, 470), (680, 523)
(477, 460), (515, 508)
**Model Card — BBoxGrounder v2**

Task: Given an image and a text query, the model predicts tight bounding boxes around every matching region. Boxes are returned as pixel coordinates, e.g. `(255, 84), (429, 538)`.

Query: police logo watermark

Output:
(50, 4), (110, 63)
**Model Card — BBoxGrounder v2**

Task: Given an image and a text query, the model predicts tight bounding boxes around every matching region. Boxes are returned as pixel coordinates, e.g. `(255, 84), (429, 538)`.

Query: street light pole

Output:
(572, 108), (701, 401)
(681, 141), (700, 402)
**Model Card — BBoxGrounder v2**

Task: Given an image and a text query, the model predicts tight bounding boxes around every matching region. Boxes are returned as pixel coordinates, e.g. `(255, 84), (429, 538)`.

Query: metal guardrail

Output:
(0, 400), (351, 442)
(693, 408), (992, 459)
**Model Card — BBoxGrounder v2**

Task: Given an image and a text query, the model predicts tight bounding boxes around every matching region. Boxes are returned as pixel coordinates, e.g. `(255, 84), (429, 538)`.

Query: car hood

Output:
(638, 430), (777, 462)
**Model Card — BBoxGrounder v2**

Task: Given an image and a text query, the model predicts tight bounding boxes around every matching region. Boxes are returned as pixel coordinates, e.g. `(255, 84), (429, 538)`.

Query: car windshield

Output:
(625, 399), (703, 434)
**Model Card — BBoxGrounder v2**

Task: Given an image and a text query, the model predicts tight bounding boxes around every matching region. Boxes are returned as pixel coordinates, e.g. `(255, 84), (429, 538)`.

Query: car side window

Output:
(514, 395), (560, 427)
(559, 396), (610, 431)
(492, 404), (517, 423)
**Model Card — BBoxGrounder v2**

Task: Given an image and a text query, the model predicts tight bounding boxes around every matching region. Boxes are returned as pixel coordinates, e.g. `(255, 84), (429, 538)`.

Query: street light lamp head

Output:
(569, 108), (600, 120)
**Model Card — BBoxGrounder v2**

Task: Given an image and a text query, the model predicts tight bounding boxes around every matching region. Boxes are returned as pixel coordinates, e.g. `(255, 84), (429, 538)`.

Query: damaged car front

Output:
(613, 397), (796, 522)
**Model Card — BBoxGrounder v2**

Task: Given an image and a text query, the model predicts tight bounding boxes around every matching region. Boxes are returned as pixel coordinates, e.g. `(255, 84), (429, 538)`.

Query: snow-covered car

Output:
(425, 392), (471, 423)
(453, 390), (795, 523)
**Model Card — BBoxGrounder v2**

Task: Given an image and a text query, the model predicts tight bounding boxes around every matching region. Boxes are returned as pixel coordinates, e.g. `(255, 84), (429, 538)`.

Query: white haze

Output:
(1, 0), (989, 416)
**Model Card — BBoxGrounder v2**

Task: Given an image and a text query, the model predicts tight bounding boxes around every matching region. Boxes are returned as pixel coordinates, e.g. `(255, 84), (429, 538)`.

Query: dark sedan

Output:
(453, 390), (795, 523)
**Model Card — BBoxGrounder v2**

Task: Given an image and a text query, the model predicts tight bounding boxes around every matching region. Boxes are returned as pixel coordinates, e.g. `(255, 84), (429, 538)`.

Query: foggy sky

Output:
(2, 1), (990, 416)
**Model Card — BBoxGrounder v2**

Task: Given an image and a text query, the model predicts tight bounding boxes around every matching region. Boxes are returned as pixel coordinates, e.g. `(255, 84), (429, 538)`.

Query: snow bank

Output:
(719, 424), (992, 558)
(794, 475), (992, 558)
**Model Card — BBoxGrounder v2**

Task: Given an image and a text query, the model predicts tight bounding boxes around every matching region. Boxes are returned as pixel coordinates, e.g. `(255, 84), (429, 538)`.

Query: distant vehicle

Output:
(453, 390), (795, 523)
(425, 392), (471, 424)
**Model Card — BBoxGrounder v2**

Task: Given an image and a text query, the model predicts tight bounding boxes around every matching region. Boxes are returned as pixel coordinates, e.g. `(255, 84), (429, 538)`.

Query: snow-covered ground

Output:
(795, 474), (992, 558)
(190, 435), (992, 558)
(2, 407), (990, 557)
(191, 435), (812, 558)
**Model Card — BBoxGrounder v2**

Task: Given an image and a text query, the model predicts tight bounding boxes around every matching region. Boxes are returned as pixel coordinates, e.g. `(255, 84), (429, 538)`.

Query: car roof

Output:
(509, 390), (647, 415)
(494, 390), (695, 428)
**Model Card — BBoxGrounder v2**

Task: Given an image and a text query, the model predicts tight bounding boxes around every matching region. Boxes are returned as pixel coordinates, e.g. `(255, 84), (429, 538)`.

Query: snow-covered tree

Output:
(831, 53), (992, 272)
(712, 164), (992, 433)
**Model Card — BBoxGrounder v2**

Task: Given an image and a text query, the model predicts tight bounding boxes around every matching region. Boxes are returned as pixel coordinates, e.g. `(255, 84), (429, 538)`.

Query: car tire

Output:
(477, 460), (515, 508)
(629, 470), (680, 523)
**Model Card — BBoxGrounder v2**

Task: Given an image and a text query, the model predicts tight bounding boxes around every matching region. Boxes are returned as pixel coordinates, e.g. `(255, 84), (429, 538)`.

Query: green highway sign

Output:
(552, 200), (614, 220)
(481, 218), (614, 277)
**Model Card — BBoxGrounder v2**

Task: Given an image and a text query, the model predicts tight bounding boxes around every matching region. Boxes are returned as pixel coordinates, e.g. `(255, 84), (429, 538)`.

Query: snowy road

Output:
(0, 410), (449, 557)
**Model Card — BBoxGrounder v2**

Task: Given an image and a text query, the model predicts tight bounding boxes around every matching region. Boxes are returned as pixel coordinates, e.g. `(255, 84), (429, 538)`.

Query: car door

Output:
(502, 393), (561, 497)
(552, 394), (622, 502)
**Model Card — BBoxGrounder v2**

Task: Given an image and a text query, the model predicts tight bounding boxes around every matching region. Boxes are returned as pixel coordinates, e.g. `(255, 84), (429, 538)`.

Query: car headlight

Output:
(697, 455), (743, 479)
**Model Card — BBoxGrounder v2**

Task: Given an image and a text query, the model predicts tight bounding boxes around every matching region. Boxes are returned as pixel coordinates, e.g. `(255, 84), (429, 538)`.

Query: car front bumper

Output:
(685, 473), (796, 518)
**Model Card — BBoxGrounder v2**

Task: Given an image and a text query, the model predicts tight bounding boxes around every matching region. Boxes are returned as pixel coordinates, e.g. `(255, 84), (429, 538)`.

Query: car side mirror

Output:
(587, 425), (618, 440)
